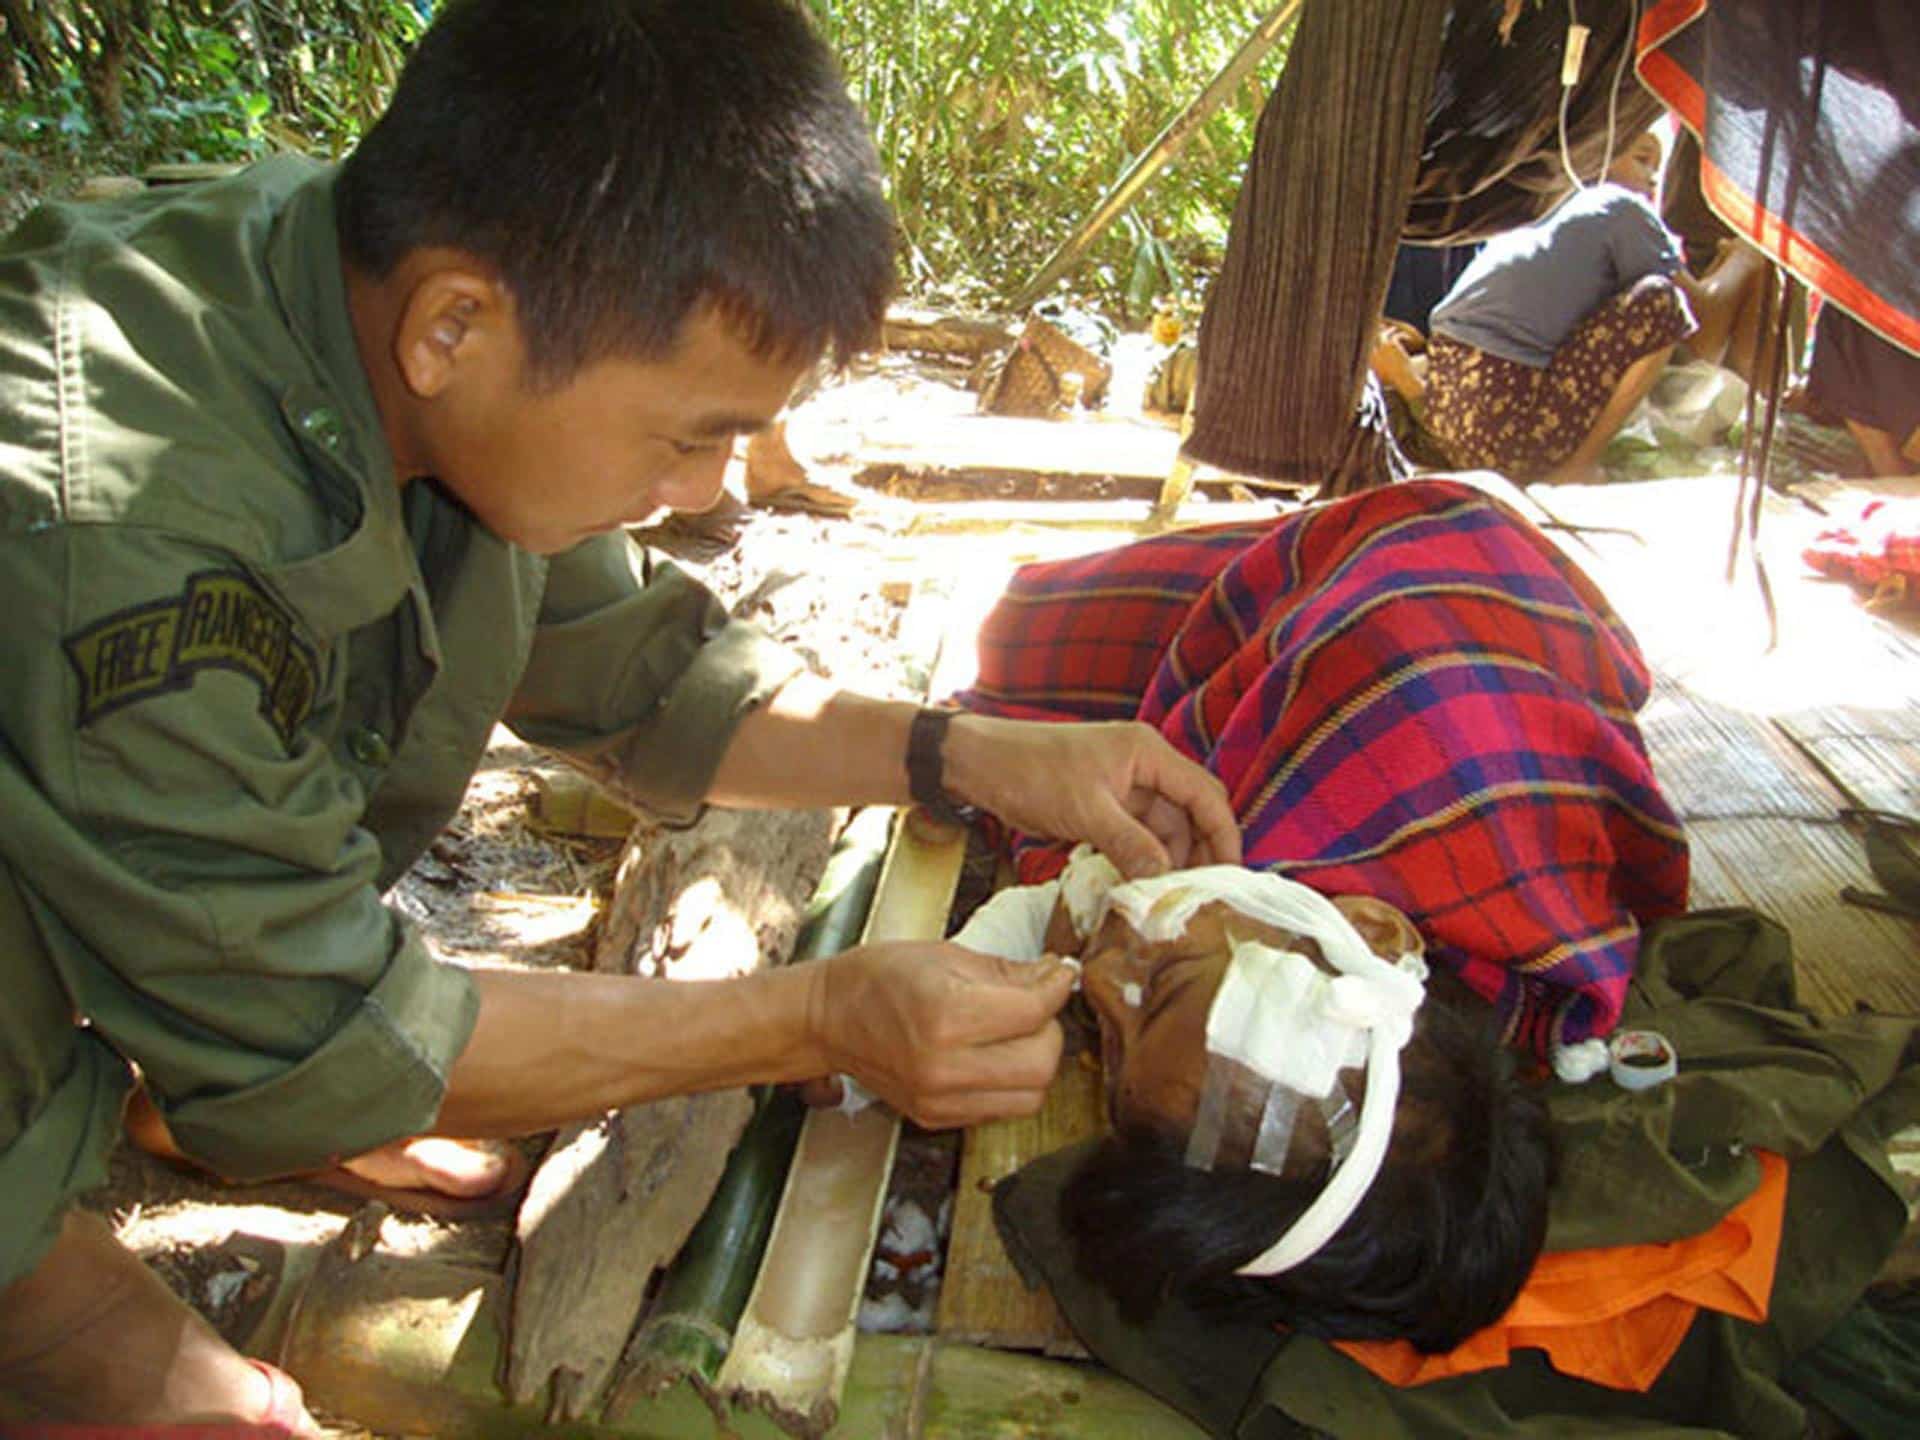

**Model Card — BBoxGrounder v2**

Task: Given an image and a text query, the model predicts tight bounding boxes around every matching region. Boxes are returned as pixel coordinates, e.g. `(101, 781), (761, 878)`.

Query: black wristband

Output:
(906, 707), (979, 827)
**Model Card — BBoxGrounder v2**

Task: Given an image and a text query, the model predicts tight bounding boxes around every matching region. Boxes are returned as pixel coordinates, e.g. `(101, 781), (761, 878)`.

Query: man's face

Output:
(427, 305), (811, 555)
(1606, 133), (1664, 201)
(1077, 891), (1419, 1163)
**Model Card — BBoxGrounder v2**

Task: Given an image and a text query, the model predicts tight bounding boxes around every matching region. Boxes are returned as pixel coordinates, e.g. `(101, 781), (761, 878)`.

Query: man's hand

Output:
(943, 715), (1241, 879)
(806, 941), (1076, 1128)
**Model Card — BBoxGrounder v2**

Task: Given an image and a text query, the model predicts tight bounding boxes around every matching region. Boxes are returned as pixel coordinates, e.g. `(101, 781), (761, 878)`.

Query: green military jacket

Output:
(0, 157), (801, 1183)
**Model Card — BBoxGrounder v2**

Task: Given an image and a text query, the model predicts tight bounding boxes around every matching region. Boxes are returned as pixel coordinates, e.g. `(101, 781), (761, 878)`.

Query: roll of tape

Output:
(1608, 1029), (1677, 1091)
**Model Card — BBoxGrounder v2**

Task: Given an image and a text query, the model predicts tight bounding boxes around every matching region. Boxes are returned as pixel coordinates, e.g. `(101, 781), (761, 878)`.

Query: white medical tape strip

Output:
(1608, 1029), (1677, 1091)
(1184, 1054), (1237, 1171)
(1318, 1088), (1359, 1171)
(1236, 1025), (1404, 1277)
(1249, 1083), (1305, 1177)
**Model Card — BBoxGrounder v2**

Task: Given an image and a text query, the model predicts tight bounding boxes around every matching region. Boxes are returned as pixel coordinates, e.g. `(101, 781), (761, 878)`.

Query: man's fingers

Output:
(934, 952), (1077, 1047)
(1086, 786), (1174, 880)
(900, 1024), (1064, 1126)
(1129, 791), (1195, 871)
(907, 1086), (1055, 1130)
(1132, 738), (1241, 866)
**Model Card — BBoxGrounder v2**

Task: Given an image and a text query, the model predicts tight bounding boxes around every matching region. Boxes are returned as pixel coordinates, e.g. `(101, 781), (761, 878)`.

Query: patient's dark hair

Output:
(336, 0), (895, 383)
(1061, 982), (1555, 1352)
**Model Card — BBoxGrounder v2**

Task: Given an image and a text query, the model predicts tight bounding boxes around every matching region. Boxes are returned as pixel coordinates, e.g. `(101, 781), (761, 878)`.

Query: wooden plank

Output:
(936, 1055), (1104, 1356)
(1777, 705), (1920, 818)
(854, 413), (1184, 481)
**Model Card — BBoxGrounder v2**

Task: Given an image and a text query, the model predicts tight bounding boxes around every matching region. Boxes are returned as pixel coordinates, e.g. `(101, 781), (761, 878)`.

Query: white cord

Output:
(1563, 0), (1644, 192)
(1558, 0), (1587, 189)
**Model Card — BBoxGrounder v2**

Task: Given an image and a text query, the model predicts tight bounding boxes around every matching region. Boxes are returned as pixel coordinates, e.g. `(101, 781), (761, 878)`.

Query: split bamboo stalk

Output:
(714, 812), (968, 1438)
(714, 579), (1001, 1438)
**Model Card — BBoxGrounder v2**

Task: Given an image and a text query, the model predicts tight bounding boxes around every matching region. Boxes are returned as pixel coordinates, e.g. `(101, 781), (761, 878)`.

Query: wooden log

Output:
(882, 308), (1016, 361)
(853, 413), (1184, 484)
(505, 805), (837, 1422)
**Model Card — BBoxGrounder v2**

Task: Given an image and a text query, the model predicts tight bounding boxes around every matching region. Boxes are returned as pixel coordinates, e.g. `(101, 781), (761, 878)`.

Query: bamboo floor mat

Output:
(1497, 471), (1920, 1016)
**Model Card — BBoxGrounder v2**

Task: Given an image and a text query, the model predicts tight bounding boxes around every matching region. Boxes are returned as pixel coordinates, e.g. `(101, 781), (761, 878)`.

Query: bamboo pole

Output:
(1010, 0), (1305, 310)
(715, 813), (968, 1438)
(712, 579), (1000, 1437)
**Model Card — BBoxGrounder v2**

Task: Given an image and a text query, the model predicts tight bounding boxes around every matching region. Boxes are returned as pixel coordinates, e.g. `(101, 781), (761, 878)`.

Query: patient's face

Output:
(1076, 889), (1420, 1165)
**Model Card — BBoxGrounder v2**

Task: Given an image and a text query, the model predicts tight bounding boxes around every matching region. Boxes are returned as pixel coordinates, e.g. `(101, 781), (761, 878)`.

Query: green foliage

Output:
(3, 1), (1287, 315)
(0, 1), (423, 170)
(805, 0), (1289, 316)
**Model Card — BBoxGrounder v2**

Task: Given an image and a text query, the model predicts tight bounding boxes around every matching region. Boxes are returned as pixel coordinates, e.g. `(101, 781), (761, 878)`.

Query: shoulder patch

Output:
(63, 569), (320, 745)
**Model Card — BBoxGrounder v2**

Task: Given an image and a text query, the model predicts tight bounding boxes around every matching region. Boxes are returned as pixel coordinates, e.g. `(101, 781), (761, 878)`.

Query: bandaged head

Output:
(1062, 850), (1427, 1277)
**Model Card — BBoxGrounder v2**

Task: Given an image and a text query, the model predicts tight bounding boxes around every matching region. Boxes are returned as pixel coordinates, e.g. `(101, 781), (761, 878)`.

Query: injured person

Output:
(946, 848), (1553, 1353)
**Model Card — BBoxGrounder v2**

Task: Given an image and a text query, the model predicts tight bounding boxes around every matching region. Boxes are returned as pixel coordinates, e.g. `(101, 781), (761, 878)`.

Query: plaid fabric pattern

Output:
(955, 480), (1690, 1057)
(1425, 275), (1697, 481)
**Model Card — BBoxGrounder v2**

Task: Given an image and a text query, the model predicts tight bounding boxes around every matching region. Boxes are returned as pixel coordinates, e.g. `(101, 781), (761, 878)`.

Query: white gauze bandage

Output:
(1104, 866), (1427, 1278)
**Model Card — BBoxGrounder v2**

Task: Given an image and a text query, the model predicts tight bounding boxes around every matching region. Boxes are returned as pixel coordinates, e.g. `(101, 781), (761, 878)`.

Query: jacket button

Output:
(347, 727), (392, 767)
(300, 408), (344, 450)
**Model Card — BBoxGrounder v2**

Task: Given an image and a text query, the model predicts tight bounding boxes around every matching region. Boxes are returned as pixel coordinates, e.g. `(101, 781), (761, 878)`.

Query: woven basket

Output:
(978, 315), (1113, 418)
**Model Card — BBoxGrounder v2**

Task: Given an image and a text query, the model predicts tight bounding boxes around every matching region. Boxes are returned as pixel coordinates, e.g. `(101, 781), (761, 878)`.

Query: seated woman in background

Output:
(1418, 130), (1765, 484)
(950, 478), (1691, 1348)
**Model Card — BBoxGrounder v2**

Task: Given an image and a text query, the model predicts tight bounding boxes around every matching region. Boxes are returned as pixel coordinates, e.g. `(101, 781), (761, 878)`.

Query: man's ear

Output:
(392, 266), (512, 400)
(1331, 895), (1424, 961)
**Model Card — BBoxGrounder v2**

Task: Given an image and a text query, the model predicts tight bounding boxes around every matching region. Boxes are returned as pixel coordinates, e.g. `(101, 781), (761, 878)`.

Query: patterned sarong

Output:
(954, 480), (1690, 1057)
(1424, 275), (1697, 482)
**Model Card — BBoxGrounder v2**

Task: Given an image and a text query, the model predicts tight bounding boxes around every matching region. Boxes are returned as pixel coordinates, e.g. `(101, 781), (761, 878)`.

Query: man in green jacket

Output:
(0, 2), (1238, 1429)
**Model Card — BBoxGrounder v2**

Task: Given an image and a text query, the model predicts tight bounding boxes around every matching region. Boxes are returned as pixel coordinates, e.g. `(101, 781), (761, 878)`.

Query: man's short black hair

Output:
(1061, 982), (1556, 1353)
(336, 0), (895, 383)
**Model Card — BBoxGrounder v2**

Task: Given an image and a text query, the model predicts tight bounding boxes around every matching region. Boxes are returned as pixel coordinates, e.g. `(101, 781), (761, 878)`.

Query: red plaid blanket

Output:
(955, 480), (1690, 1057)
